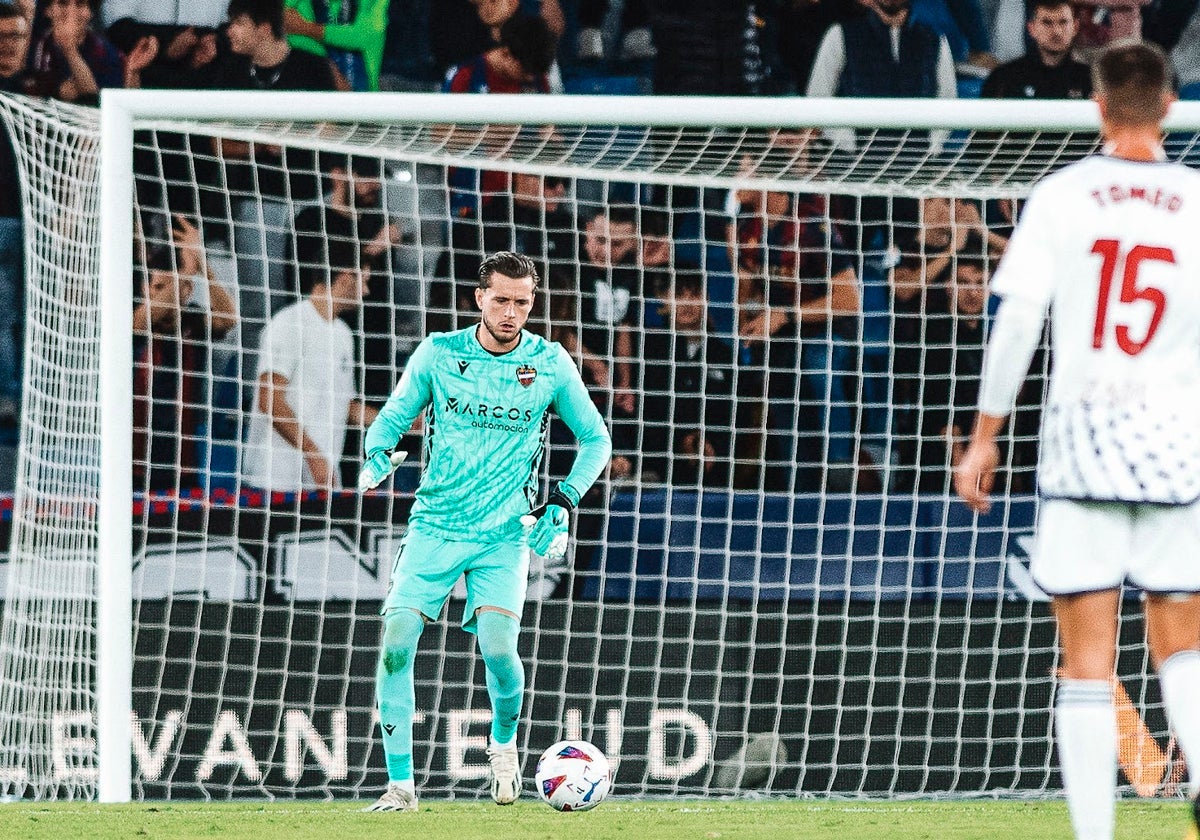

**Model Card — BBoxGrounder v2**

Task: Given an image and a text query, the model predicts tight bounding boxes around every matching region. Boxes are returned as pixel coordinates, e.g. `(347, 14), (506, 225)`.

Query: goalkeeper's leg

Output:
(370, 609), (425, 811)
(476, 608), (525, 804)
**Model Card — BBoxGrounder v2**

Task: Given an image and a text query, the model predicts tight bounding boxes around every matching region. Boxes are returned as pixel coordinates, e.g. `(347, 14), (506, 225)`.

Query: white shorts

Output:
(1032, 498), (1200, 595)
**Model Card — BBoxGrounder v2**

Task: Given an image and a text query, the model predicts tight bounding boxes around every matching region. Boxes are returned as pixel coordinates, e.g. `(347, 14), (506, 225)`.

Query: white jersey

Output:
(993, 155), (1200, 504)
(243, 300), (356, 492)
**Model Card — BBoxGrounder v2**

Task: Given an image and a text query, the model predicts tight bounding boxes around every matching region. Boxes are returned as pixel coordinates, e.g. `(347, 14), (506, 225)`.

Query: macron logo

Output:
(383, 724), (395, 736)
(458, 360), (470, 374)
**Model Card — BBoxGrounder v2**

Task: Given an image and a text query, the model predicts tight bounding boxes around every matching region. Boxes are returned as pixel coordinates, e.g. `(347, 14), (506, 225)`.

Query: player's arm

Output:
(523, 347), (613, 557)
(347, 399), (378, 429)
(319, 0), (388, 53)
(357, 338), (435, 490)
(257, 371), (333, 488)
(955, 190), (1054, 513)
(551, 345), (613, 502)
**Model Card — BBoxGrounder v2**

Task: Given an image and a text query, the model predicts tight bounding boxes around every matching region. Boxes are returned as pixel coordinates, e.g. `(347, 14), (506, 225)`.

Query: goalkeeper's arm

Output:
(523, 346), (613, 557)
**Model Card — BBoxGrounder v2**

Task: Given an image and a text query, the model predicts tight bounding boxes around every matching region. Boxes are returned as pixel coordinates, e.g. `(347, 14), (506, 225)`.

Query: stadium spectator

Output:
(1068, 0), (1148, 55)
(916, 0), (998, 67)
(0, 5), (31, 430)
(436, 12), (556, 330)
(283, 0), (389, 91)
(649, 0), (766, 94)
(105, 16), (221, 89)
(730, 188), (860, 492)
(545, 205), (639, 478)
(292, 155), (401, 404)
(981, 0), (1091, 99)
(805, 0), (956, 152)
(575, 0), (654, 61)
(771, 0), (860, 94)
(916, 245), (991, 493)
(133, 216), (237, 492)
(211, 0), (336, 376)
(557, 205), (637, 402)
(641, 269), (737, 487)
(889, 197), (1006, 487)
(28, 0), (133, 103)
(892, 198), (1007, 305)
(243, 231), (377, 492)
(639, 207), (672, 271)
(214, 0), (337, 96)
(481, 172), (572, 271)
(430, 0), (563, 79)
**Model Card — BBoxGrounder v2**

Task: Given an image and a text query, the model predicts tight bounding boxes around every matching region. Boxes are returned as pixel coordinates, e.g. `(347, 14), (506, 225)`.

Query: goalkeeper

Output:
(359, 251), (611, 812)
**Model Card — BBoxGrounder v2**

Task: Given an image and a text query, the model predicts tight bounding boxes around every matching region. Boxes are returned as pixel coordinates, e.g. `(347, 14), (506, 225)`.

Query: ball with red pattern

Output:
(534, 740), (612, 812)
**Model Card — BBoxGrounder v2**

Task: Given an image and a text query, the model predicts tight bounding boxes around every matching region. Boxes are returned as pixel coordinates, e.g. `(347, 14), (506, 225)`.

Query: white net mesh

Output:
(0, 92), (1191, 801)
(0, 96), (102, 799)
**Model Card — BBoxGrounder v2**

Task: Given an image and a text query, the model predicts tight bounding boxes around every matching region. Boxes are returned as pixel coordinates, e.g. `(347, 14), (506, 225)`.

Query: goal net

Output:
(0, 89), (1196, 801)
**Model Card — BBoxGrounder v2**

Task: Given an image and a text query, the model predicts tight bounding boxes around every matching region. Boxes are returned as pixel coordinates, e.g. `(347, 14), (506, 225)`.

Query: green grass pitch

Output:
(0, 800), (1191, 840)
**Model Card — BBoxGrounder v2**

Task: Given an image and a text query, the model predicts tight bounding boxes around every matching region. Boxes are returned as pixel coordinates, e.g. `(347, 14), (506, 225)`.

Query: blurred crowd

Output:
(0, 0), (1196, 496)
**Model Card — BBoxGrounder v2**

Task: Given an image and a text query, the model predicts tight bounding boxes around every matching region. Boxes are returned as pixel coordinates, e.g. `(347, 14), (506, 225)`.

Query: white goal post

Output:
(3, 89), (1200, 803)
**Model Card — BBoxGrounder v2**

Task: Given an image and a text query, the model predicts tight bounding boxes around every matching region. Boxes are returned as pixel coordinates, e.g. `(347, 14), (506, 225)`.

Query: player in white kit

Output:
(956, 42), (1200, 840)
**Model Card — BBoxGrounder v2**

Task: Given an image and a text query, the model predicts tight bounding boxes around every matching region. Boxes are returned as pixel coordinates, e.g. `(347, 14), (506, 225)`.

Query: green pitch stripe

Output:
(0, 800), (1191, 840)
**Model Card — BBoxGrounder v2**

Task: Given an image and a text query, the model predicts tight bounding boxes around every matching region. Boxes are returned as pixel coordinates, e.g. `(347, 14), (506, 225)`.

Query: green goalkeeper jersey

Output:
(364, 326), (612, 542)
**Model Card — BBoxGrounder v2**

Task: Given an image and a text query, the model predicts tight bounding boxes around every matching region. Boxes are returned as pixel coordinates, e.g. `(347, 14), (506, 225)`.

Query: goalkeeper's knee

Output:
(476, 610), (522, 691)
(379, 609), (424, 677)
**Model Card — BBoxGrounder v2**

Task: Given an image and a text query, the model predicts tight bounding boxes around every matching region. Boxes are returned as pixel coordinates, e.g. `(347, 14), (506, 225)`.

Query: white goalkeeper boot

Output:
(487, 741), (522, 805)
(364, 782), (418, 812)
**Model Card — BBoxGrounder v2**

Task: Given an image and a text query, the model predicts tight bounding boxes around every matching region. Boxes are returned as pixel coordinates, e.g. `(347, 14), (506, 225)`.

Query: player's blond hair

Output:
(1093, 40), (1172, 126)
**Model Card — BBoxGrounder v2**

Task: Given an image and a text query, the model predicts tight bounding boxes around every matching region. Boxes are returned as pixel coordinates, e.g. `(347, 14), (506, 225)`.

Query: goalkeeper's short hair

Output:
(478, 251), (540, 291)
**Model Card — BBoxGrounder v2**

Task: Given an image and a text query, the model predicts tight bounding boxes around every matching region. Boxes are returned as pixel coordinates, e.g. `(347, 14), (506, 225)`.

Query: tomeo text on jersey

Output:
(993, 155), (1200, 504)
(365, 327), (611, 541)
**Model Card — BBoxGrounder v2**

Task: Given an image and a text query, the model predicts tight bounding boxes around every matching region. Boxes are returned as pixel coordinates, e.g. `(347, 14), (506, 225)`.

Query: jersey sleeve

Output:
(256, 310), (300, 381)
(320, 0), (388, 53)
(990, 186), (1057, 311)
(551, 345), (612, 503)
(363, 337), (436, 456)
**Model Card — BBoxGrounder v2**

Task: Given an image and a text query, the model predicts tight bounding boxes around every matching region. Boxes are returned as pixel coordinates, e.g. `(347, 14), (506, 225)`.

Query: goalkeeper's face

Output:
(476, 273), (535, 349)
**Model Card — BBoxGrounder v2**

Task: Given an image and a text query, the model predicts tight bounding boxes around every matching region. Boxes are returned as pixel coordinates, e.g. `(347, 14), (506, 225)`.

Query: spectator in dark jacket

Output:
(806, 0), (955, 151)
(981, 0), (1091, 99)
(917, 249), (990, 493)
(641, 269), (737, 487)
(649, 0), (765, 95)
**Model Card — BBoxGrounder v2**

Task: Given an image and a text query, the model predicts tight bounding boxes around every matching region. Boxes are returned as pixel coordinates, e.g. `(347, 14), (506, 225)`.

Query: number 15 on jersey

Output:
(1090, 238), (1173, 356)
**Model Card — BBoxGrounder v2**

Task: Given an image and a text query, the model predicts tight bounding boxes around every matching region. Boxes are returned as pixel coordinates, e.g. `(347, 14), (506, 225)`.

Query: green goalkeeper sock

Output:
(476, 610), (525, 745)
(376, 609), (425, 782)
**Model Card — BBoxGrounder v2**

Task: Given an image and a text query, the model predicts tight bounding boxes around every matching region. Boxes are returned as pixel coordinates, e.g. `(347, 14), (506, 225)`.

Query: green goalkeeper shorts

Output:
(382, 525), (529, 633)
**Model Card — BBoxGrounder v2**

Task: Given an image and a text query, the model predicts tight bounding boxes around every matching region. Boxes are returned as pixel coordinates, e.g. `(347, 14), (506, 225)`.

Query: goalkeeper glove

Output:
(356, 449), (408, 492)
(520, 486), (577, 560)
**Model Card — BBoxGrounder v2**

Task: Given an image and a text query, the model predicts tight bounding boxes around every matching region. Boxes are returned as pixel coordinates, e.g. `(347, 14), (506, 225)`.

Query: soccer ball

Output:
(535, 740), (612, 812)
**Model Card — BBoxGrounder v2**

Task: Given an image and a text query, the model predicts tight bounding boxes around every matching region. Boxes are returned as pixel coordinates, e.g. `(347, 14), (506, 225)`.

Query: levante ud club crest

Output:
(516, 365), (537, 387)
